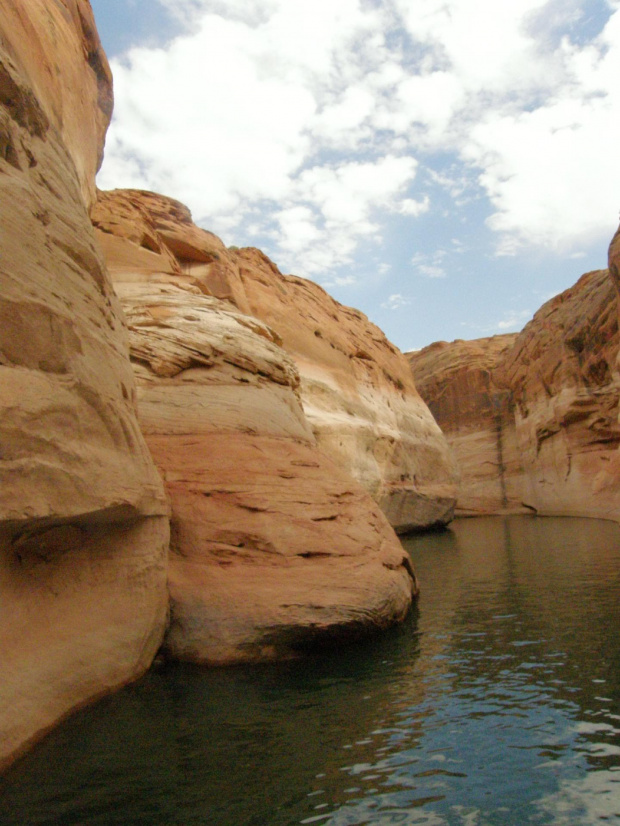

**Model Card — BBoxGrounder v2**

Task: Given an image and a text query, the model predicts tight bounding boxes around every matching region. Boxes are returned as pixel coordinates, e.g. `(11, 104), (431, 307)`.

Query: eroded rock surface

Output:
(233, 249), (459, 531)
(93, 189), (416, 664)
(94, 189), (458, 532)
(408, 336), (524, 515)
(409, 263), (620, 521)
(0, 1), (168, 771)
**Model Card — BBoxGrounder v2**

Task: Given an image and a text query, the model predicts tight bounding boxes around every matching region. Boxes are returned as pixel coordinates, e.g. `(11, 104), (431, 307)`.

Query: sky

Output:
(90, 0), (620, 352)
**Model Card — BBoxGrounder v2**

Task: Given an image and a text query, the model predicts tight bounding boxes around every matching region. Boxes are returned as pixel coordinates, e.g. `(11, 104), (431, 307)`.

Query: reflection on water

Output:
(1, 516), (620, 825)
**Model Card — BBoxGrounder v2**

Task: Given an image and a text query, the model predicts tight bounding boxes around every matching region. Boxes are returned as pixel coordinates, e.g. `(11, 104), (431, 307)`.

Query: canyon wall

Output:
(0, 0), (466, 770)
(409, 263), (620, 521)
(233, 249), (459, 532)
(408, 335), (523, 515)
(93, 189), (417, 665)
(93, 189), (458, 533)
(0, 1), (169, 770)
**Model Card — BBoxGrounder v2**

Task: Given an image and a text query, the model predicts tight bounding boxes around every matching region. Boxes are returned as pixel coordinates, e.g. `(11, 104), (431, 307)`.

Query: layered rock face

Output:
(94, 189), (458, 532)
(93, 189), (417, 665)
(498, 267), (620, 520)
(410, 264), (620, 521)
(0, 2), (169, 770)
(233, 249), (459, 531)
(408, 335), (524, 515)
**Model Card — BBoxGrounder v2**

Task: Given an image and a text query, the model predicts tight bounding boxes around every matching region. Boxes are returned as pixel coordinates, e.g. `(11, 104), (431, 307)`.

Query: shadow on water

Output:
(1, 516), (620, 826)
(0, 614), (423, 826)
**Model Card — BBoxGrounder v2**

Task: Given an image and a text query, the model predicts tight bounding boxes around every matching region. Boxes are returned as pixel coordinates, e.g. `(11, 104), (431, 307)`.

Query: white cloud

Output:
(412, 250), (448, 278)
(97, 0), (620, 280)
(297, 157), (418, 226)
(418, 264), (446, 278)
(381, 293), (412, 310)
(458, 5), (620, 251)
(399, 196), (430, 216)
(494, 308), (533, 331)
(268, 155), (419, 275)
(99, 0), (427, 273)
(275, 206), (322, 254)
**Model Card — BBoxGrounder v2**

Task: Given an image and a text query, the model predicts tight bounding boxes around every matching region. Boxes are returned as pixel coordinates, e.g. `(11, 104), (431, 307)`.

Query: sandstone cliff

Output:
(93, 189), (417, 665)
(408, 335), (523, 515)
(409, 262), (620, 521)
(0, 1), (169, 771)
(93, 189), (458, 532)
(233, 249), (459, 531)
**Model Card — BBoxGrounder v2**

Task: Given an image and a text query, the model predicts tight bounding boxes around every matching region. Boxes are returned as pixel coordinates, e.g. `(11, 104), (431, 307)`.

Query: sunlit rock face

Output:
(93, 188), (417, 665)
(94, 188), (458, 532)
(231, 248), (460, 532)
(498, 267), (620, 520)
(410, 263), (620, 522)
(0, 2), (169, 771)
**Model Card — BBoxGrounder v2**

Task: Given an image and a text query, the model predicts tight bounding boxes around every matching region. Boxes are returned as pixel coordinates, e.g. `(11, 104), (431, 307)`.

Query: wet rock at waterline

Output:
(0, 0), (169, 771)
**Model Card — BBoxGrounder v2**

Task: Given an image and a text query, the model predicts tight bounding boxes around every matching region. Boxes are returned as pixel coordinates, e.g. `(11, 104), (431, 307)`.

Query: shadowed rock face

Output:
(408, 336), (523, 515)
(93, 189), (458, 533)
(93, 189), (417, 665)
(409, 259), (620, 522)
(0, 1), (169, 771)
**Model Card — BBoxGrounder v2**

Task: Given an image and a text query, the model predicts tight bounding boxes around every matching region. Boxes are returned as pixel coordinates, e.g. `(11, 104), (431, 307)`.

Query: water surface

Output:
(2, 516), (620, 825)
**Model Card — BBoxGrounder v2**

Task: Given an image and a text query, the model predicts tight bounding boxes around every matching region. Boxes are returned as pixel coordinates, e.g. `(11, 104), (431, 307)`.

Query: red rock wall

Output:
(408, 336), (524, 515)
(410, 261), (620, 522)
(94, 189), (458, 531)
(232, 248), (459, 531)
(498, 267), (620, 520)
(0, 2), (169, 770)
(93, 189), (417, 665)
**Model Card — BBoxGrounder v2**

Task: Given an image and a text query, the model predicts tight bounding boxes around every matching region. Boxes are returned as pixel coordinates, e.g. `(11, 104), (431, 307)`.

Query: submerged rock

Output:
(0, 1), (169, 771)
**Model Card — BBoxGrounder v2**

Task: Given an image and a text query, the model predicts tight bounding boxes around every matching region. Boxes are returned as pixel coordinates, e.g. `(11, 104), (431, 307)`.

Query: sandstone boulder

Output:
(0, 1), (169, 771)
(93, 190), (417, 665)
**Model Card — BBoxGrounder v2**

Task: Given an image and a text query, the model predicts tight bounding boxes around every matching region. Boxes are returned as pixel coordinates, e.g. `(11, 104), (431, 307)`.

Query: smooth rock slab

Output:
(0, 0), (169, 770)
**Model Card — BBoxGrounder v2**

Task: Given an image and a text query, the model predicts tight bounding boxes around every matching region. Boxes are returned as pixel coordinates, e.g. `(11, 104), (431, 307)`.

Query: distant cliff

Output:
(409, 263), (620, 521)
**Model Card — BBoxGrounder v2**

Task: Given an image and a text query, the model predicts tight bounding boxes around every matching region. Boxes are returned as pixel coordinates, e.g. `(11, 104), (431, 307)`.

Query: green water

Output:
(1, 516), (620, 825)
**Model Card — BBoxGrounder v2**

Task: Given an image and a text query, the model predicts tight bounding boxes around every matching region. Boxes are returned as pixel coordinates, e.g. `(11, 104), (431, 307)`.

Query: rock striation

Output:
(93, 189), (459, 533)
(93, 189), (417, 665)
(408, 335), (523, 515)
(409, 261), (620, 522)
(0, 1), (169, 771)
(232, 248), (459, 532)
